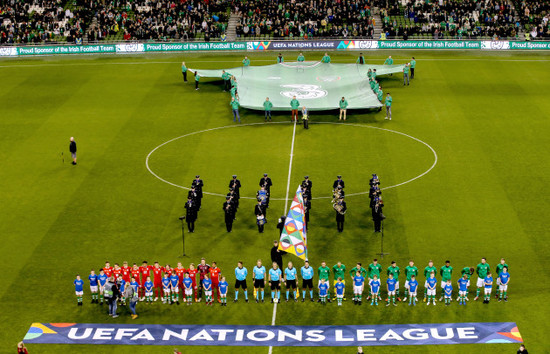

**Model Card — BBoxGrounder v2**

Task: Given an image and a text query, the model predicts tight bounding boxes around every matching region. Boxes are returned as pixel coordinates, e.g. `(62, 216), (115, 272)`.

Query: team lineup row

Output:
(72, 257), (511, 307)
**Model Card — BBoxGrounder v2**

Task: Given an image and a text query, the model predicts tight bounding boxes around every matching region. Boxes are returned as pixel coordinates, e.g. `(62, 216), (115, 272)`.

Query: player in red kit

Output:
(209, 261), (221, 303)
(152, 262), (165, 302)
(103, 261), (113, 278)
(113, 263), (122, 280)
(187, 263), (199, 302)
(121, 261), (131, 282)
(175, 262), (187, 299)
(197, 258), (211, 302)
(139, 261), (152, 301)
(131, 263), (142, 298)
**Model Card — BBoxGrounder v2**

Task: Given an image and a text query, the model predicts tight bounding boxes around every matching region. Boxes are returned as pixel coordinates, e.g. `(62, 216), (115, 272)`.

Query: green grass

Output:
(0, 50), (549, 353)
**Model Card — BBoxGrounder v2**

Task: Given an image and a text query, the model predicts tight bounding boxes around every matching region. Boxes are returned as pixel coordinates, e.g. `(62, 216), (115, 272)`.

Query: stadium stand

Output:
(513, 0), (550, 39)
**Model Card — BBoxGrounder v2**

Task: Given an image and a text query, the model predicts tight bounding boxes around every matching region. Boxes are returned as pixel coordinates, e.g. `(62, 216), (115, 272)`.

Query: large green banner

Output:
(378, 40), (481, 49)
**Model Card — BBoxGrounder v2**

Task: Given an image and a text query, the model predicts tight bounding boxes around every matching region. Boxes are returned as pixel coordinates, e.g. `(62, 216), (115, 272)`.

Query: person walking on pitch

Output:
(403, 63), (410, 86)
(290, 96), (300, 122)
(339, 97), (348, 121)
(384, 93), (392, 120)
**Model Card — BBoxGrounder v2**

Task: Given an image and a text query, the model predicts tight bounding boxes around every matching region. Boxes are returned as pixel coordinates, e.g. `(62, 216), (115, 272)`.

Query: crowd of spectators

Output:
(381, 0), (520, 39)
(234, 0), (379, 39)
(515, 1), (550, 39)
(0, 0), (89, 44)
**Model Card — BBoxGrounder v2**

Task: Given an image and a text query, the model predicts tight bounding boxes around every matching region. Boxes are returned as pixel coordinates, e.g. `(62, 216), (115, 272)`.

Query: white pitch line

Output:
(269, 119), (297, 354)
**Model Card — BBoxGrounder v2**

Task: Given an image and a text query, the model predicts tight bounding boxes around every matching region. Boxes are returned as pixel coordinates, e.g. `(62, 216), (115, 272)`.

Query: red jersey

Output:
(175, 268), (187, 284)
(198, 264), (210, 279)
(140, 265), (151, 281)
(131, 268), (141, 283)
(187, 268), (199, 285)
(103, 266), (113, 277)
(209, 267), (221, 283)
(121, 266), (131, 282)
(152, 266), (164, 281)
(164, 267), (173, 276)
(113, 268), (122, 279)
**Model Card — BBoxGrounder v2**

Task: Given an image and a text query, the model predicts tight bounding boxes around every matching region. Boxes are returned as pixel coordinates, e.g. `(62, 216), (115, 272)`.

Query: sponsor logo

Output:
(0, 47), (17, 56)
(280, 84), (328, 99)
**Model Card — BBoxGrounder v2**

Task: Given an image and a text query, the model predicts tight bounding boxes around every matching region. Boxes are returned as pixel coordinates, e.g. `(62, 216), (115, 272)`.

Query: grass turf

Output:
(0, 50), (549, 353)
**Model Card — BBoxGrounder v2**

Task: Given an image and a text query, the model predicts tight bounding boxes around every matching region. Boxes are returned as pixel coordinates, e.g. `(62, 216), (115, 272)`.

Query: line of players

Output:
(74, 257), (510, 307)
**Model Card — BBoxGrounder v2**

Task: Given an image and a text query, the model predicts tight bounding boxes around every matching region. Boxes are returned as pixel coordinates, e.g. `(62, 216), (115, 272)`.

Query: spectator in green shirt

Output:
(181, 61), (187, 82)
(384, 93), (392, 120)
(290, 96), (300, 121)
(263, 97), (273, 122)
(194, 71), (200, 90)
(230, 98), (240, 123)
(403, 63), (410, 86)
(297, 52), (305, 62)
(242, 56), (250, 66)
(321, 52), (331, 63)
(410, 57), (416, 79)
(339, 97), (349, 121)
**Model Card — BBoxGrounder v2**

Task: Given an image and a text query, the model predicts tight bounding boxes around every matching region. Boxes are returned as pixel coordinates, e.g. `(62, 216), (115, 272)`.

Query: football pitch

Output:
(0, 50), (549, 353)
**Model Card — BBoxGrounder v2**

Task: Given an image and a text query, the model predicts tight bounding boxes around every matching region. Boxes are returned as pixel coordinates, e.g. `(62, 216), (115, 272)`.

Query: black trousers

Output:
(303, 119), (309, 129)
(411, 68), (415, 79)
(182, 71), (187, 81)
(187, 221), (195, 233)
(225, 215), (233, 232)
(224, 79), (230, 91)
(196, 197), (202, 210)
(257, 223), (264, 233)
(337, 220), (344, 232)
(195, 81), (199, 89)
(374, 218), (381, 232)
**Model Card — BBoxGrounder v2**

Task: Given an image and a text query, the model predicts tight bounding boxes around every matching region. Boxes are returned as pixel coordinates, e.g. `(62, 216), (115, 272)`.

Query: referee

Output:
(69, 137), (77, 165)
(234, 261), (249, 303)
(301, 260), (314, 302)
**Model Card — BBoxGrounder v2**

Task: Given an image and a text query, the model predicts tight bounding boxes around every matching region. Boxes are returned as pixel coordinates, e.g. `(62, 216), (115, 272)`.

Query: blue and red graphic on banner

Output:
(24, 322), (522, 347)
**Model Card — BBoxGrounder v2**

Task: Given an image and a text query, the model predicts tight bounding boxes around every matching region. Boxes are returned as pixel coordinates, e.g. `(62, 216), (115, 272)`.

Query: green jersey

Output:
(377, 90), (383, 101)
(367, 71), (372, 79)
(332, 264), (346, 280)
(476, 263), (490, 278)
(339, 99), (348, 109)
(222, 72), (230, 80)
(384, 57), (393, 65)
(368, 263), (382, 279)
(181, 65), (187, 73)
(297, 55), (305, 62)
(424, 266), (437, 278)
(195, 74), (200, 82)
(385, 96), (392, 107)
(404, 265), (418, 280)
(231, 78), (237, 87)
(404, 65), (410, 74)
(230, 87), (237, 98)
(290, 99), (300, 109)
(277, 56), (284, 63)
(461, 267), (473, 279)
(321, 55), (331, 63)
(495, 263), (508, 275)
(440, 265), (453, 281)
(369, 80), (375, 89)
(230, 100), (240, 110)
(410, 59), (416, 68)
(372, 72), (377, 80)
(242, 58), (250, 66)
(387, 265), (400, 279)
(263, 100), (273, 111)
(318, 266), (331, 280)
(349, 266), (367, 278)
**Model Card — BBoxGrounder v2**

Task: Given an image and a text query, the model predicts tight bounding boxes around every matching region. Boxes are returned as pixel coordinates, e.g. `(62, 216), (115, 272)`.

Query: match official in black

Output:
(259, 173), (272, 208)
(333, 175), (345, 189)
(302, 175), (312, 198)
(229, 175), (241, 209)
(185, 197), (197, 233)
(223, 196), (235, 232)
(271, 240), (286, 271)
(191, 175), (203, 210)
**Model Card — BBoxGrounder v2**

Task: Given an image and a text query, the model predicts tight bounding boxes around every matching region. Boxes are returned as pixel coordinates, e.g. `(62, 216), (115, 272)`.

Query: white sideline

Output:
(269, 119), (297, 354)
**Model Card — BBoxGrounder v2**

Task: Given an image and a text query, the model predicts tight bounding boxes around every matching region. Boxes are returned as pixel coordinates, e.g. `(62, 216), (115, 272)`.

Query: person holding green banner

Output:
(230, 85), (238, 100)
(384, 56), (393, 76)
(321, 52), (331, 63)
(339, 97), (348, 121)
(385, 93), (392, 120)
(230, 97), (240, 123)
(377, 86), (384, 104)
(403, 63), (410, 86)
(277, 53), (284, 63)
(372, 69), (377, 81)
(290, 95), (300, 121)
(357, 52), (365, 64)
(410, 57), (416, 79)
(222, 70), (230, 91)
(242, 56), (250, 66)
(297, 52), (305, 62)
(181, 61), (187, 82)
(367, 68), (372, 79)
(194, 71), (200, 90)
(263, 97), (273, 122)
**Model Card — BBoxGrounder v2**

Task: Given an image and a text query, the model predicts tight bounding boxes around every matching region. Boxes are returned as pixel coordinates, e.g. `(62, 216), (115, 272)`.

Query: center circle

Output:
(145, 122), (437, 200)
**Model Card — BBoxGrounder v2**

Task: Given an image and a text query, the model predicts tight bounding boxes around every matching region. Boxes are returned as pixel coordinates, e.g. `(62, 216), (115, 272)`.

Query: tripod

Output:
(378, 219), (389, 259)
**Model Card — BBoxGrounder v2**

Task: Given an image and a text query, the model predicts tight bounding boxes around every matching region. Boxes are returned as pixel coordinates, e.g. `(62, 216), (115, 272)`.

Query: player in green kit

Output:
(423, 260), (437, 302)
(367, 259), (382, 300)
(403, 260), (418, 301)
(386, 261), (401, 301)
(439, 260), (453, 301)
(460, 266), (474, 300)
(318, 261), (331, 302)
(332, 262), (346, 300)
(474, 258), (491, 301)
(495, 258), (508, 299)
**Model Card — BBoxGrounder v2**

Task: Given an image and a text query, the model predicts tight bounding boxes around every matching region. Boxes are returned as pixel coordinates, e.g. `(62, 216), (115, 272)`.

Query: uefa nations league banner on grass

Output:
(24, 322), (522, 347)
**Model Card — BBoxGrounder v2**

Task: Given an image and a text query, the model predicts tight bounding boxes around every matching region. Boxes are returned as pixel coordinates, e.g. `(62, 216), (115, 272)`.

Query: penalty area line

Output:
(269, 119), (297, 354)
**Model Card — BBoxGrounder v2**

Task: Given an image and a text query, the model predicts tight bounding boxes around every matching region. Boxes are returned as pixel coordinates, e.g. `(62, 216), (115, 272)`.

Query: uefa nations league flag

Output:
(278, 185), (307, 260)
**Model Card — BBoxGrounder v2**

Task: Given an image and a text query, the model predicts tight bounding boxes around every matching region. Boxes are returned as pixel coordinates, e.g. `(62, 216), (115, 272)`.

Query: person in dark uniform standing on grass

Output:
(223, 196), (235, 232)
(271, 240), (286, 271)
(372, 197), (384, 232)
(229, 175), (241, 210)
(191, 175), (204, 210)
(335, 197), (347, 233)
(302, 176), (312, 199)
(185, 196), (197, 233)
(276, 216), (286, 236)
(255, 199), (267, 233)
(69, 137), (77, 165)
(259, 173), (272, 208)
(333, 175), (345, 190)
(303, 195), (311, 228)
